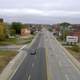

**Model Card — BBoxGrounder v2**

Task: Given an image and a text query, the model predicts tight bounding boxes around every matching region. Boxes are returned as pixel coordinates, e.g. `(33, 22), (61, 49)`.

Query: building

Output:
(21, 27), (31, 36)
(52, 24), (60, 36)
(68, 24), (80, 42)
(69, 30), (80, 42)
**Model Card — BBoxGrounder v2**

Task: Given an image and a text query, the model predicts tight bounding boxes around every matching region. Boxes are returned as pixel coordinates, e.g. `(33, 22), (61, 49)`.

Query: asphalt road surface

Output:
(11, 28), (80, 80)
(11, 32), (47, 80)
(44, 29), (80, 80)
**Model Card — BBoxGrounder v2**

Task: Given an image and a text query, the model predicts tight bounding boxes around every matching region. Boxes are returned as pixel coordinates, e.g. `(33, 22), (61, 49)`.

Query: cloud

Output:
(0, 8), (80, 17)
(0, 0), (80, 23)
(0, 8), (44, 15)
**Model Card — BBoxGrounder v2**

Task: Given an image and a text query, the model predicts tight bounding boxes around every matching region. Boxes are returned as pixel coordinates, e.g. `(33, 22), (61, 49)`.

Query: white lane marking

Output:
(52, 36), (80, 74)
(67, 57), (80, 74)
(58, 61), (62, 67)
(38, 38), (42, 48)
(65, 74), (70, 80)
(32, 63), (34, 67)
(28, 75), (31, 80)
(55, 54), (58, 57)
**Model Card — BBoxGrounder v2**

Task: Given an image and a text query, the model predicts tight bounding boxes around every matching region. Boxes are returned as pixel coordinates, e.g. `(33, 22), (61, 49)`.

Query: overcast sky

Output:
(0, 0), (80, 24)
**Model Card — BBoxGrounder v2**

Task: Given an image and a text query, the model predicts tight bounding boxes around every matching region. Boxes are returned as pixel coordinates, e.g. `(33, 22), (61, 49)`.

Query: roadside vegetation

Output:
(0, 50), (17, 73)
(66, 45), (80, 61)
(69, 45), (80, 52)
(0, 35), (34, 45)
(0, 19), (39, 73)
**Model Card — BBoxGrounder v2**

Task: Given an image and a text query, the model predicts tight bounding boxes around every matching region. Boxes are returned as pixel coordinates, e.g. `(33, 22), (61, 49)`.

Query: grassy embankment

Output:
(0, 50), (17, 73)
(66, 45), (80, 61)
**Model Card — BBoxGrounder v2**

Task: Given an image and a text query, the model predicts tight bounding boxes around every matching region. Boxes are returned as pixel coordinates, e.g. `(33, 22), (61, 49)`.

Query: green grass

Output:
(16, 36), (33, 45)
(70, 45), (80, 52)
(0, 50), (17, 73)
(0, 50), (17, 56)
(66, 47), (80, 61)
(0, 38), (17, 45)
(0, 36), (34, 45)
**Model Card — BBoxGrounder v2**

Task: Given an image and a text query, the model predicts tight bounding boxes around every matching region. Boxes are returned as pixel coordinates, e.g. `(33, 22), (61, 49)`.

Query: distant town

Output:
(0, 18), (80, 80)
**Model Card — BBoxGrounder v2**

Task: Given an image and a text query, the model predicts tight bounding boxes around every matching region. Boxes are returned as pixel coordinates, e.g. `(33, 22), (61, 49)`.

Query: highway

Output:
(44, 29), (80, 80)
(11, 32), (47, 80)
(11, 28), (80, 80)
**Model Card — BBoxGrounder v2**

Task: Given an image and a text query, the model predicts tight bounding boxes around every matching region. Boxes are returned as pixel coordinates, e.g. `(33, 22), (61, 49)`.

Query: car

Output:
(30, 49), (37, 55)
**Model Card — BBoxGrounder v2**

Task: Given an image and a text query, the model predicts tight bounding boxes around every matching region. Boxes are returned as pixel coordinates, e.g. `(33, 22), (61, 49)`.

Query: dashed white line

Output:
(32, 63), (34, 68)
(65, 74), (70, 80)
(28, 75), (31, 80)
(58, 61), (62, 67)
(55, 54), (58, 57)
(67, 58), (80, 74)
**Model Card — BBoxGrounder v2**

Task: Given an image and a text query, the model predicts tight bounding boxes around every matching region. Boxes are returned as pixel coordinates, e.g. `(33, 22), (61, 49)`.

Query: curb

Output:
(0, 33), (39, 80)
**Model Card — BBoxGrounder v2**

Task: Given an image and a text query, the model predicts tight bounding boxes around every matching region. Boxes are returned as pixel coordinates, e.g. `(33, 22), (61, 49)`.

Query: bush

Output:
(70, 45), (80, 52)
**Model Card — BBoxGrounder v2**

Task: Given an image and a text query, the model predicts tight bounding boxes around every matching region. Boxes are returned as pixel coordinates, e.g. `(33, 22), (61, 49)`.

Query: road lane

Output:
(11, 32), (47, 80)
(11, 28), (80, 80)
(44, 29), (80, 80)
(30, 32), (47, 80)
(11, 33), (41, 80)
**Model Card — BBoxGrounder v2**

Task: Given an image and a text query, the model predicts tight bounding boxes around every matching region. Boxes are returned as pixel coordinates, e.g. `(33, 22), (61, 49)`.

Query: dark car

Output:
(30, 49), (37, 55)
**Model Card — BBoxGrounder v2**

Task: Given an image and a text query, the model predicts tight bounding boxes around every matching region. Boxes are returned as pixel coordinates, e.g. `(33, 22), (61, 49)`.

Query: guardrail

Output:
(0, 33), (39, 80)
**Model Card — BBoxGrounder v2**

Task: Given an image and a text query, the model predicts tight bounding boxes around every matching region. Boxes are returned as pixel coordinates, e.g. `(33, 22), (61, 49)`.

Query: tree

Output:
(0, 22), (7, 40)
(60, 22), (70, 27)
(30, 27), (36, 35)
(60, 22), (70, 41)
(11, 22), (22, 34)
